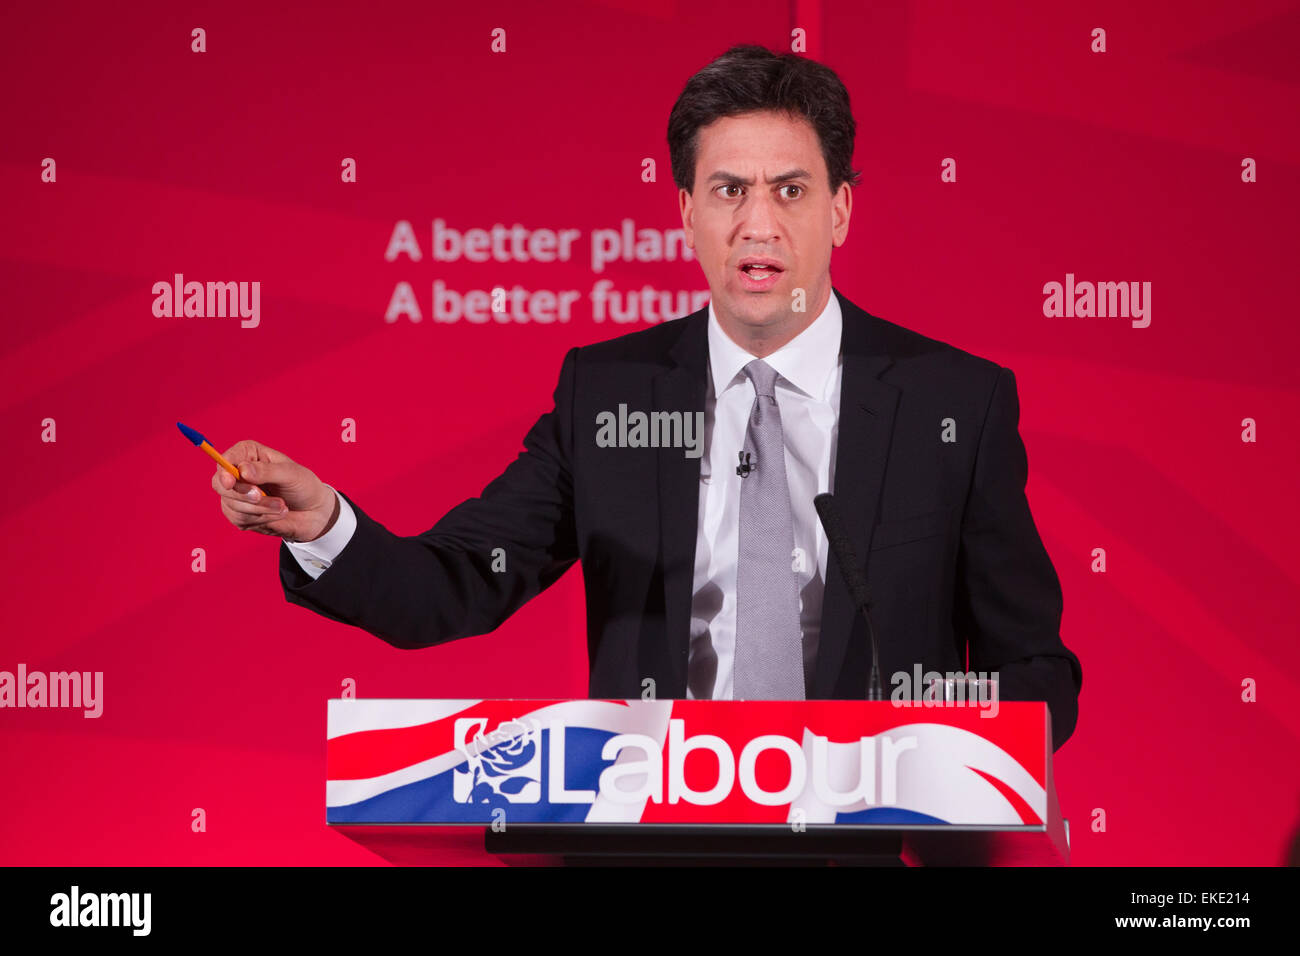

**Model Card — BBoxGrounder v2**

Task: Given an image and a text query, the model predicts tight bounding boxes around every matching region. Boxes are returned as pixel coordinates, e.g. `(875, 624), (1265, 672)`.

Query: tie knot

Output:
(743, 358), (779, 398)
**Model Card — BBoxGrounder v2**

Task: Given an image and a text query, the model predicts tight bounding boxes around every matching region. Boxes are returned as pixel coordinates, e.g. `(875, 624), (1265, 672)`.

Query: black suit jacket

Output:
(280, 287), (1082, 749)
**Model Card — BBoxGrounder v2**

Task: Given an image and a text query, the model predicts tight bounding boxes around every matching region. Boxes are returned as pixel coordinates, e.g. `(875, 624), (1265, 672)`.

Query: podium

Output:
(326, 698), (1069, 866)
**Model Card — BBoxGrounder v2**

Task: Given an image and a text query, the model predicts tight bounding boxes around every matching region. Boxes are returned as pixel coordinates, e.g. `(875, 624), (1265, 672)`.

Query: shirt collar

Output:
(707, 289), (842, 401)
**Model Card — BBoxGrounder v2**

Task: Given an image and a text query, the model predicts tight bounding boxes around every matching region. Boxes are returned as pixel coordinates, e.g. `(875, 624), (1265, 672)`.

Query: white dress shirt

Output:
(688, 293), (842, 699)
(285, 293), (844, 699)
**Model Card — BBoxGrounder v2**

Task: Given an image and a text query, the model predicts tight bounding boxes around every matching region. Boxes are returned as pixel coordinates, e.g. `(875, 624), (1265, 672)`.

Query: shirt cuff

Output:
(284, 485), (357, 577)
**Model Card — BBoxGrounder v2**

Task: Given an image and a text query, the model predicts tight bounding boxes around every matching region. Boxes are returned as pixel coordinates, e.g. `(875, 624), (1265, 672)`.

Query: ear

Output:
(830, 182), (852, 247)
(679, 187), (696, 249)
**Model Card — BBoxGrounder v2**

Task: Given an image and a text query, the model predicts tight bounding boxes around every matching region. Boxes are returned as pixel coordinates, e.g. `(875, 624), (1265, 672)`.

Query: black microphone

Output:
(814, 493), (883, 701)
(736, 450), (753, 478)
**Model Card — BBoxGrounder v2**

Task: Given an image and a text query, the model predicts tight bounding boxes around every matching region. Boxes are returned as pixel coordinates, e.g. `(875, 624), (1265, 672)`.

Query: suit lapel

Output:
(654, 311), (708, 696)
(810, 288), (898, 698)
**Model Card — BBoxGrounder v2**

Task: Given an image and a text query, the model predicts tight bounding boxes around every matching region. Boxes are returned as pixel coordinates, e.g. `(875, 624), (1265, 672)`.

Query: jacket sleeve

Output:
(278, 346), (581, 649)
(954, 366), (1082, 750)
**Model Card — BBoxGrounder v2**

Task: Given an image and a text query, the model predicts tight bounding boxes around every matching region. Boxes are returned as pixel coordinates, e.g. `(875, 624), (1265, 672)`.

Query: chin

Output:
(730, 298), (790, 327)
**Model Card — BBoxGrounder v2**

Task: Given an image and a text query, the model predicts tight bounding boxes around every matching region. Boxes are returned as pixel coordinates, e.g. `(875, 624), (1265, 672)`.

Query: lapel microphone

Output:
(736, 451), (754, 477)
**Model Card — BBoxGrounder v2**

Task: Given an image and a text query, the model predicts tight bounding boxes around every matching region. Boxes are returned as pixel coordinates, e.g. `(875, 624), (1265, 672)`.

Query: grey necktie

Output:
(733, 358), (805, 700)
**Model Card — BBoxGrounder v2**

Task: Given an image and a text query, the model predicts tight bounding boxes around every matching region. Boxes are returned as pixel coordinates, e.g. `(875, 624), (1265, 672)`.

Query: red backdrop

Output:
(3, 0), (1297, 865)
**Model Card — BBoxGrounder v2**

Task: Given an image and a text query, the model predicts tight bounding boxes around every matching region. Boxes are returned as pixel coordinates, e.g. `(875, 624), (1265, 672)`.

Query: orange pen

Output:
(177, 422), (263, 496)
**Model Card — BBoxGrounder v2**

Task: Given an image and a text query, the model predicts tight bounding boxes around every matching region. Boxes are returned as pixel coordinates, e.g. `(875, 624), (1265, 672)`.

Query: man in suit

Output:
(214, 44), (1081, 749)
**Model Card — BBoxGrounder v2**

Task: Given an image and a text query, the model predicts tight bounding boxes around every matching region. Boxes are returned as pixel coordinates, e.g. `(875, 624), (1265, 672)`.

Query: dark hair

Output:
(667, 44), (861, 195)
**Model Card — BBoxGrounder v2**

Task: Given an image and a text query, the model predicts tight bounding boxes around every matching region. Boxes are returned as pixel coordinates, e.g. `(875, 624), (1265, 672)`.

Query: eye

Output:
(717, 184), (743, 199)
(780, 184), (804, 199)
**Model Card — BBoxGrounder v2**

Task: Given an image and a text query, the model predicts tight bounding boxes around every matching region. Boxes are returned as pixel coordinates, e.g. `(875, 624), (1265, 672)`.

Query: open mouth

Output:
(738, 262), (784, 289)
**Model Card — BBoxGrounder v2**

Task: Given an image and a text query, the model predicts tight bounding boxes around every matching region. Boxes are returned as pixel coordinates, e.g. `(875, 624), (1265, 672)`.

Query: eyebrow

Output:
(705, 168), (812, 186)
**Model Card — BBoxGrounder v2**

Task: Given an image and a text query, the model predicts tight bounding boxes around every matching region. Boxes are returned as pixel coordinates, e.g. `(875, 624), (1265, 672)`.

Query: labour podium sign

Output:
(326, 699), (1066, 854)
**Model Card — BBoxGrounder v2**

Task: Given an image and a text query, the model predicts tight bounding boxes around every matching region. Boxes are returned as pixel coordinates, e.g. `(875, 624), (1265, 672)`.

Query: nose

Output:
(738, 188), (781, 243)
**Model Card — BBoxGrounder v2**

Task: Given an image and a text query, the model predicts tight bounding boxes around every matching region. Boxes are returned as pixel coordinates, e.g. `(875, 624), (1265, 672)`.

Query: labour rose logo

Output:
(453, 717), (543, 804)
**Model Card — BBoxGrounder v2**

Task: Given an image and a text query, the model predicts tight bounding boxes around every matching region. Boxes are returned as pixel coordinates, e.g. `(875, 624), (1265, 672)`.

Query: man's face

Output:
(679, 109), (851, 347)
